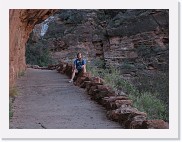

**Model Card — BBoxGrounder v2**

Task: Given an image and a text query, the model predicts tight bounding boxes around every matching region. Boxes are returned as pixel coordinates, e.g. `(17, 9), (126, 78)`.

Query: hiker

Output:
(69, 53), (86, 83)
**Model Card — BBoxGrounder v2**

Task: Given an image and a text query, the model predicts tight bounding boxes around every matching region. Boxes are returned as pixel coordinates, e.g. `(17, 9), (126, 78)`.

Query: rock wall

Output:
(28, 10), (168, 72)
(28, 10), (109, 62)
(26, 9), (169, 101)
(54, 61), (169, 129)
(9, 9), (57, 87)
(105, 10), (169, 74)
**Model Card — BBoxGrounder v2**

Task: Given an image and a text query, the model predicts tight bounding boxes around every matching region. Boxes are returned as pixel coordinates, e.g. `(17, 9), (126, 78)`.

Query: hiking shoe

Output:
(68, 80), (73, 83)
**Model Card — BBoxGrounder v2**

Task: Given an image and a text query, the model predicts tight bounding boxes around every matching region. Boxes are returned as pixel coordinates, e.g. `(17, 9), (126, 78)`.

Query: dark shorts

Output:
(77, 69), (82, 74)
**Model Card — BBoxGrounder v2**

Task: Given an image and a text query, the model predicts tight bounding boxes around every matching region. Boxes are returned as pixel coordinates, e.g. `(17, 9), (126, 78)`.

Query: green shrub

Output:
(9, 87), (18, 120)
(26, 43), (55, 67)
(18, 70), (25, 77)
(87, 61), (168, 121)
(133, 72), (169, 101)
(9, 98), (13, 119)
(9, 87), (18, 97)
(132, 92), (167, 121)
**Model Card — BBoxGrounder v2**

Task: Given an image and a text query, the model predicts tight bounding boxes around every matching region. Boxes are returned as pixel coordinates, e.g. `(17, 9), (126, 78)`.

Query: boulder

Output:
(126, 115), (147, 129)
(88, 86), (98, 96)
(74, 72), (92, 86)
(92, 90), (115, 103)
(142, 120), (169, 129)
(107, 106), (147, 128)
(101, 96), (130, 109)
(80, 81), (91, 88)
(106, 109), (121, 121)
(118, 107), (147, 125)
(58, 62), (68, 74)
(114, 100), (133, 109)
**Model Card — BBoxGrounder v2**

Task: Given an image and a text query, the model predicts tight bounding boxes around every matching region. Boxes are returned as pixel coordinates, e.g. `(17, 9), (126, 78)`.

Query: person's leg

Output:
(69, 69), (78, 82)
(82, 65), (86, 73)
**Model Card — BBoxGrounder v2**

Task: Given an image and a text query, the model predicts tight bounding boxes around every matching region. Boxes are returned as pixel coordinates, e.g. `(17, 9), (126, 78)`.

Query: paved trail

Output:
(10, 68), (122, 129)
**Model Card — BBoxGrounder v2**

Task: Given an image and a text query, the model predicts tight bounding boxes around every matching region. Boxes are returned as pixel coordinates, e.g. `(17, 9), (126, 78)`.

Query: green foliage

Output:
(134, 72), (169, 105)
(18, 70), (25, 77)
(9, 87), (18, 120)
(9, 87), (18, 97)
(92, 58), (105, 68)
(26, 43), (55, 67)
(132, 92), (167, 120)
(87, 61), (168, 121)
(9, 98), (13, 119)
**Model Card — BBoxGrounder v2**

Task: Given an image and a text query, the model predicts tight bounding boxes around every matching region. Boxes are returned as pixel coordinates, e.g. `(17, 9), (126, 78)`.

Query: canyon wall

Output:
(23, 9), (169, 96)
(104, 10), (169, 73)
(9, 9), (57, 87)
(28, 9), (168, 101)
(29, 10), (168, 72)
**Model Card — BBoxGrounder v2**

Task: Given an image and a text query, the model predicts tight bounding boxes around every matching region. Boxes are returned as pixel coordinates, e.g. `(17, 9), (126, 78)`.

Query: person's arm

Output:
(81, 59), (86, 68)
(73, 65), (76, 70)
(73, 59), (77, 70)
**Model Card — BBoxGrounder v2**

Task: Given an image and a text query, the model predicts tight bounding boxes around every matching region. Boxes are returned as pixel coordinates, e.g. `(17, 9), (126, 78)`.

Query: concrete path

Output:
(10, 68), (122, 129)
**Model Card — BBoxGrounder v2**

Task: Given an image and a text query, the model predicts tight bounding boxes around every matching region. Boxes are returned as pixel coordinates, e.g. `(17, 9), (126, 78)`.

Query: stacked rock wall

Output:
(54, 61), (169, 129)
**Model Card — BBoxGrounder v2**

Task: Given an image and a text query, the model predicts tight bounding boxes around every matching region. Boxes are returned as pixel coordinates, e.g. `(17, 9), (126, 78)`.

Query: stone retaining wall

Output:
(55, 61), (169, 129)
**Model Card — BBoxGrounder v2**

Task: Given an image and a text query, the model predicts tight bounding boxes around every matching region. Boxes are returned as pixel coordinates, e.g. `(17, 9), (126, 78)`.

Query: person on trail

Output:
(69, 53), (86, 83)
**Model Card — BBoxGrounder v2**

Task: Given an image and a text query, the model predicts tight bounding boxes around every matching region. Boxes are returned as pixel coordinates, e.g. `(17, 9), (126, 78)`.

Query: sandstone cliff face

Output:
(27, 9), (168, 101)
(9, 9), (57, 87)
(29, 9), (168, 73)
(44, 10), (107, 61)
(105, 10), (169, 72)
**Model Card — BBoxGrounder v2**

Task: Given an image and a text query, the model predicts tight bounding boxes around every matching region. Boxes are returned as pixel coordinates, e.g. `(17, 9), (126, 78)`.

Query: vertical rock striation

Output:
(9, 9), (57, 87)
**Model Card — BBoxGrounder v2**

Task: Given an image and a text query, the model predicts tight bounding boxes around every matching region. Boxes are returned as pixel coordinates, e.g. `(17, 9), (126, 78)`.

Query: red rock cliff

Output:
(9, 9), (57, 87)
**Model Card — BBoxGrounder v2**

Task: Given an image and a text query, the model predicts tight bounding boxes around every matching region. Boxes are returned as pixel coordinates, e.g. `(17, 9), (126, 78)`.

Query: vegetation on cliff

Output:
(87, 59), (168, 121)
(25, 39), (56, 67)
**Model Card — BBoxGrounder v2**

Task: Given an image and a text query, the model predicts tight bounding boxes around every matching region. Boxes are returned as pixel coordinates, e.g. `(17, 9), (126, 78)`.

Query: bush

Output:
(133, 72), (169, 105)
(25, 43), (55, 67)
(18, 70), (25, 77)
(9, 87), (18, 97)
(87, 61), (168, 121)
(133, 92), (168, 121)
(9, 98), (13, 119)
(9, 87), (18, 120)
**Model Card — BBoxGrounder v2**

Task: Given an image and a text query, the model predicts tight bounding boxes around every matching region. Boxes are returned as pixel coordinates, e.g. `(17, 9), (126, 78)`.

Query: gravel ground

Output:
(10, 68), (122, 129)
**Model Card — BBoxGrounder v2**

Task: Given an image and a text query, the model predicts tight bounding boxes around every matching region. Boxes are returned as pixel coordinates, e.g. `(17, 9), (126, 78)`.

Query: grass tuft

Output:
(18, 70), (25, 77)
(9, 87), (18, 120)
(9, 98), (13, 119)
(9, 87), (18, 97)
(87, 61), (168, 121)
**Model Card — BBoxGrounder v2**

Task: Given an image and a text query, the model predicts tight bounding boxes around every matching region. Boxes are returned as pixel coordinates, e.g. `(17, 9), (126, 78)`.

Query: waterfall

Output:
(40, 23), (48, 36)
(40, 16), (55, 37)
